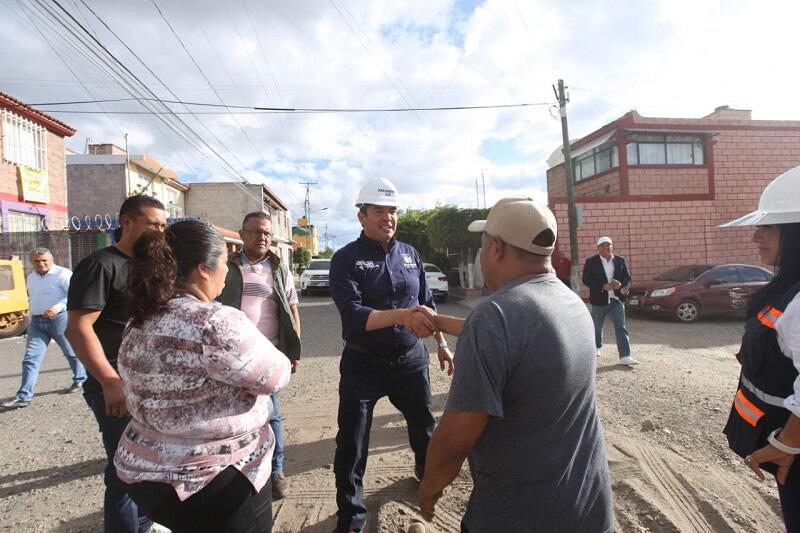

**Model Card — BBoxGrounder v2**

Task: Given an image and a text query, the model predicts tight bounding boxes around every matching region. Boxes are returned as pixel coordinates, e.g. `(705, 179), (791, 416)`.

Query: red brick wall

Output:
(628, 166), (709, 196)
(547, 166), (621, 197)
(0, 128), (70, 226)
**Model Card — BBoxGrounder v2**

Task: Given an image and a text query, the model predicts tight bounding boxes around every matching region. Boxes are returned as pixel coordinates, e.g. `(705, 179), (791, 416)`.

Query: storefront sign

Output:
(18, 166), (49, 203)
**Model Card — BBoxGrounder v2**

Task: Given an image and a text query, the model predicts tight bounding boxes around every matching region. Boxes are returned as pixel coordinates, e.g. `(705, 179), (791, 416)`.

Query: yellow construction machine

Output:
(0, 258), (28, 338)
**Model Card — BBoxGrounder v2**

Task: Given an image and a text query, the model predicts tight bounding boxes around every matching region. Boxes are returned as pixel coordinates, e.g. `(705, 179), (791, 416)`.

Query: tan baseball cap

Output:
(467, 196), (557, 256)
(596, 236), (612, 246)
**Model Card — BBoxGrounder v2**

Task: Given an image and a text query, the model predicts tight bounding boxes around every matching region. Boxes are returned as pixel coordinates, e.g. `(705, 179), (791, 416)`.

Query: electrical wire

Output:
(19, 98), (554, 113)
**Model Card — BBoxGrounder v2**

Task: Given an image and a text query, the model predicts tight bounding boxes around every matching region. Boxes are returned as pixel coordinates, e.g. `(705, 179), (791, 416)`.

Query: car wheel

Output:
(300, 288), (308, 296)
(437, 294), (448, 303)
(675, 300), (701, 323)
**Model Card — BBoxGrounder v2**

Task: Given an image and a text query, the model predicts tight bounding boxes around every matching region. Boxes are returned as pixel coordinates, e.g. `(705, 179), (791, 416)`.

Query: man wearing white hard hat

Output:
(328, 177), (454, 533)
(417, 197), (613, 532)
(582, 236), (636, 365)
(719, 165), (800, 531)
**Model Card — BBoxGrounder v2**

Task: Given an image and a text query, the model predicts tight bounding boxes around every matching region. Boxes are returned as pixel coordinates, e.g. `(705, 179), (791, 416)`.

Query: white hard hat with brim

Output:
(720, 165), (800, 227)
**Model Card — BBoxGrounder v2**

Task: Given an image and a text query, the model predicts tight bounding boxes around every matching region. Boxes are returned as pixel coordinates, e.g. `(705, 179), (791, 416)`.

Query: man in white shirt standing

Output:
(582, 236), (637, 366)
(2, 248), (86, 408)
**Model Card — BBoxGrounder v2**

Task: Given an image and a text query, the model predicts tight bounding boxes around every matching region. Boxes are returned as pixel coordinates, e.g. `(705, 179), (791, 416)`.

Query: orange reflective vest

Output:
(724, 282), (800, 474)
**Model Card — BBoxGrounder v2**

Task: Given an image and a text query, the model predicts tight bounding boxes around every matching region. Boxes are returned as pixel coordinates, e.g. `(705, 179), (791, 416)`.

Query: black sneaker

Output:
(68, 382), (83, 394)
(2, 398), (31, 409)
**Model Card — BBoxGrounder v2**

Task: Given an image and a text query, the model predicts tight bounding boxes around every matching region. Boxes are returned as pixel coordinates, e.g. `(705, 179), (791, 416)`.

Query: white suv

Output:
(423, 263), (449, 302)
(300, 259), (331, 295)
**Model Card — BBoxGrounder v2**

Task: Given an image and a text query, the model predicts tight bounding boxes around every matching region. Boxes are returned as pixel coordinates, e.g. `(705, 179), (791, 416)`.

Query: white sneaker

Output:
(619, 356), (639, 366)
(147, 524), (171, 533)
(596, 350), (602, 358)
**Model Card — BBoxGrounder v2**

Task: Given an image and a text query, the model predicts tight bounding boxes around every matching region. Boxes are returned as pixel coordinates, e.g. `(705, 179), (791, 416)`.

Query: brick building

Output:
(546, 106), (800, 285)
(0, 91), (75, 232)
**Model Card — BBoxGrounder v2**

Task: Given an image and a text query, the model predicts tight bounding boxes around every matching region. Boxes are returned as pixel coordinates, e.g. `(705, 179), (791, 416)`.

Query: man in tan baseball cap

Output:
(417, 196), (613, 532)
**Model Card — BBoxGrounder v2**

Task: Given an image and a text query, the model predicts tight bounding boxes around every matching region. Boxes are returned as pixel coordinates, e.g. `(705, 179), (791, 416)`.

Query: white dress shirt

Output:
(778, 295), (800, 417)
(600, 255), (618, 303)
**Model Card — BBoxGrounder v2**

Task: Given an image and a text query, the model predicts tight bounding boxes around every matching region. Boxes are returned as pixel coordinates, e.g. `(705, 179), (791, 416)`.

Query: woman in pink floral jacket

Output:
(114, 220), (290, 532)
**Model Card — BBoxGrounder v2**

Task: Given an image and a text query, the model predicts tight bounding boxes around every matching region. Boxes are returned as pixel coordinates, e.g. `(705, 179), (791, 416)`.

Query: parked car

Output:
(423, 262), (449, 302)
(300, 259), (331, 295)
(627, 263), (773, 322)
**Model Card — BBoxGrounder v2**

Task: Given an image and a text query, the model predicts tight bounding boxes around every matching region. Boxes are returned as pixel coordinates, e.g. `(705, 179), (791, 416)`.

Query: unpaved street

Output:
(0, 296), (784, 532)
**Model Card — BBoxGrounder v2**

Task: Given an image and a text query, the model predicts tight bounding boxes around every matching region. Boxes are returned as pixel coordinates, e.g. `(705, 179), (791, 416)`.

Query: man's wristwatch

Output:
(437, 341), (448, 349)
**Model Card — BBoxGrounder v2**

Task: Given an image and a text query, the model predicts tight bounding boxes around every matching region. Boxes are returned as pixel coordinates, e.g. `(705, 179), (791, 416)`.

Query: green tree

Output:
(396, 208), (436, 258)
(317, 247), (334, 259)
(428, 206), (490, 251)
(292, 247), (311, 270)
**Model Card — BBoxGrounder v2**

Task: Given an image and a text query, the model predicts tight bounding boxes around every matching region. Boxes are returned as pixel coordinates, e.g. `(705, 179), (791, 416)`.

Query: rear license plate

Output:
(628, 297), (640, 306)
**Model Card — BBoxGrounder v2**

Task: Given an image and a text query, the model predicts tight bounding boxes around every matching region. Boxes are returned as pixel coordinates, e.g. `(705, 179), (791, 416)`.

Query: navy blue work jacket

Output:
(329, 232), (435, 353)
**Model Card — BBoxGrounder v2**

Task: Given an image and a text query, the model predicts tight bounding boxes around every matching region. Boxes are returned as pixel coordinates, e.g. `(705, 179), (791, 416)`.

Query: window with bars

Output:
(1, 109), (48, 171)
(626, 133), (705, 166)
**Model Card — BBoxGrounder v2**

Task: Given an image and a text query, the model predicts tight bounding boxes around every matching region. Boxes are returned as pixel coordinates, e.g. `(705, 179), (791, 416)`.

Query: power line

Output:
(20, 98), (553, 113)
(26, 0), (267, 209)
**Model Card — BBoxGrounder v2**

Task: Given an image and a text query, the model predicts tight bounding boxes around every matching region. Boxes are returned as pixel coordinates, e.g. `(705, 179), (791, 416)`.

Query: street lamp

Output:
(307, 206), (328, 225)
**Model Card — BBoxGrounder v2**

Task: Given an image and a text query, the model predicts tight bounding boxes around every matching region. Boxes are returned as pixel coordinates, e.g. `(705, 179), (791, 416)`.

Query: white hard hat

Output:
(721, 165), (800, 227)
(355, 177), (398, 208)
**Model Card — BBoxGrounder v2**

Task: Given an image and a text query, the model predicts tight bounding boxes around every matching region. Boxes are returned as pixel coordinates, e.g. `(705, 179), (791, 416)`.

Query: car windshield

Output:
(307, 260), (330, 270)
(653, 265), (713, 282)
(424, 264), (441, 273)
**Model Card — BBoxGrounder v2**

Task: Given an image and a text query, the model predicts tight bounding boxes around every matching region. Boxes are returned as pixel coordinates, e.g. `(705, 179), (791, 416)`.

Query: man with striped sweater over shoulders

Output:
(218, 211), (302, 500)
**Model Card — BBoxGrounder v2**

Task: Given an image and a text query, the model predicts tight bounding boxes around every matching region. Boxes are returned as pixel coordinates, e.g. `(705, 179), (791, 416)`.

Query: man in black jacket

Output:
(582, 236), (637, 366)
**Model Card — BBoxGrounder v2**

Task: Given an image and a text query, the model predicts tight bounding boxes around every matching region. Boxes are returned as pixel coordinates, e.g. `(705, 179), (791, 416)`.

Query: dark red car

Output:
(626, 264), (773, 322)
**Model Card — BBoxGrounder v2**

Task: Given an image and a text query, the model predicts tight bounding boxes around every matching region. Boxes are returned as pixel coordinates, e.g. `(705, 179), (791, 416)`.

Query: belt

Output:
(33, 310), (66, 318)
(344, 341), (416, 358)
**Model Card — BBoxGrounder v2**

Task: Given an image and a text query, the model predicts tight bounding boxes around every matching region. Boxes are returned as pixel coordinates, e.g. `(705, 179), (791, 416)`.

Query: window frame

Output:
(573, 143), (619, 182)
(626, 132), (705, 167)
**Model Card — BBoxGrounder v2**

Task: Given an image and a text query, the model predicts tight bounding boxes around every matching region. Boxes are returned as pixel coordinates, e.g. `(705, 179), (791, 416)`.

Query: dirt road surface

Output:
(0, 296), (783, 532)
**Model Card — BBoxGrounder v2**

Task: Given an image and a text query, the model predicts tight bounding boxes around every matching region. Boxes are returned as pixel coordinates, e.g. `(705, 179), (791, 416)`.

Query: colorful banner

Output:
(18, 166), (49, 203)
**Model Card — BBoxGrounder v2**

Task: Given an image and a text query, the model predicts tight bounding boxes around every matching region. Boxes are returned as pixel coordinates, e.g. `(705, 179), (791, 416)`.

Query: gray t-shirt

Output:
(446, 273), (613, 532)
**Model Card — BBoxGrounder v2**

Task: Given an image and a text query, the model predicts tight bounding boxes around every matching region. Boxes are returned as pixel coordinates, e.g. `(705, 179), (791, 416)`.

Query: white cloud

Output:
(2, 0), (800, 247)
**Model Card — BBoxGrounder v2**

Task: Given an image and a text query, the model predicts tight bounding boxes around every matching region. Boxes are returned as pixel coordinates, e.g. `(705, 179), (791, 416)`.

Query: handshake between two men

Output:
(404, 306), (464, 376)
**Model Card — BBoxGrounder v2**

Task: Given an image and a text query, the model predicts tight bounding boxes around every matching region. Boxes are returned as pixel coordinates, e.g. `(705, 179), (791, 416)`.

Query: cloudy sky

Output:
(2, 0), (799, 247)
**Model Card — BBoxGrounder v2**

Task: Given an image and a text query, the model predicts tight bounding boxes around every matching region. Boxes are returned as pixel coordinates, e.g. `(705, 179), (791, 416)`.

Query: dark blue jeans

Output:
(334, 341), (434, 532)
(779, 475), (800, 532)
(84, 391), (152, 533)
(590, 300), (631, 358)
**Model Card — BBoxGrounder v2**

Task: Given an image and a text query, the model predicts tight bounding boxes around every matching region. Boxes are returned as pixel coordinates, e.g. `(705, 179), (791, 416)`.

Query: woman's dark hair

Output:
(127, 220), (226, 325)
(747, 222), (800, 317)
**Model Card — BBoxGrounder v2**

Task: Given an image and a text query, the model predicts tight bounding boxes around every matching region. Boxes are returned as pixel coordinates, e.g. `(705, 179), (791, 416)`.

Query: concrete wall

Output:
(66, 164), (127, 219)
(185, 182), (293, 263)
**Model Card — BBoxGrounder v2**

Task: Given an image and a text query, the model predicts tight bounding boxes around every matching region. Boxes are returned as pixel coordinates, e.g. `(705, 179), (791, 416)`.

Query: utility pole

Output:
(123, 133), (130, 190)
(475, 178), (480, 208)
(554, 79), (580, 293)
(298, 180), (318, 223)
(481, 172), (487, 208)
(323, 223), (329, 250)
